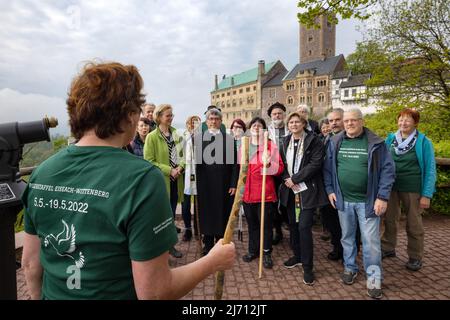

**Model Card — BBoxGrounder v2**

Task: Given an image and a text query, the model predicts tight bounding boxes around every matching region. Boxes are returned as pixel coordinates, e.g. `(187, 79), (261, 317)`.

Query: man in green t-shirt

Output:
(21, 61), (235, 300)
(323, 108), (395, 300)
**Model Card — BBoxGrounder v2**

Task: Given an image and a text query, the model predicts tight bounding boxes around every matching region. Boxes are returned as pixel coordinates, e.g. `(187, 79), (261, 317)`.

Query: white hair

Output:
(344, 108), (363, 119)
(206, 108), (222, 120)
(296, 104), (311, 115)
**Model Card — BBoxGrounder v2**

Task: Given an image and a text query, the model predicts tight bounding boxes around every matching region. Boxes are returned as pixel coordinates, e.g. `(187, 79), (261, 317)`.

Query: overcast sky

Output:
(0, 0), (364, 135)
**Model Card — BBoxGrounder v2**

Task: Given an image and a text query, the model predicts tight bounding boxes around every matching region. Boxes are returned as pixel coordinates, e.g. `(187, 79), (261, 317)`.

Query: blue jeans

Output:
(338, 202), (382, 286)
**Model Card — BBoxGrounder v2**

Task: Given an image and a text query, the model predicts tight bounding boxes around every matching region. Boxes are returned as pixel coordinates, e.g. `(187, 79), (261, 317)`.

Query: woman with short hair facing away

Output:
(144, 104), (185, 258)
(278, 112), (328, 286)
(381, 108), (436, 271)
(129, 117), (152, 157)
(21, 61), (235, 300)
(241, 117), (284, 269)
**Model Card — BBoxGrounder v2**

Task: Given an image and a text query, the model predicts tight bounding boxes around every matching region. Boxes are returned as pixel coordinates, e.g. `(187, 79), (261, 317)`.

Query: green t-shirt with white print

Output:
(23, 145), (177, 300)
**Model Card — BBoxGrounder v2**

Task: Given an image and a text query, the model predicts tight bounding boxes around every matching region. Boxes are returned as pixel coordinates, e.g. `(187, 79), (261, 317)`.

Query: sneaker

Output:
(341, 270), (358, 285)
(405, 258), (422, 271)
(303, 270), (315, 286)
(169, 246), (183, 258)
(367, 288), (383, 299)
(283, 256), (302, 269)
(272, 233), (283, 245)
(382, 250), (396, 259)
(242, 253), (258, 263)
(182, 229), (192, 241)
(327, 250), (343, 261)
(263, 254), (273, 269)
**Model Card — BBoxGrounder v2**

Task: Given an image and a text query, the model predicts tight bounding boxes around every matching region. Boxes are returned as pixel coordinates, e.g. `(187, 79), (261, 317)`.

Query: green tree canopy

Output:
(297, 0), (377, 28)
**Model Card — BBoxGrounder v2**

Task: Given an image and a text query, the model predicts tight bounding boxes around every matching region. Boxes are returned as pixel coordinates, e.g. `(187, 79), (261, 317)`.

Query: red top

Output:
(242, 140), (284, 203)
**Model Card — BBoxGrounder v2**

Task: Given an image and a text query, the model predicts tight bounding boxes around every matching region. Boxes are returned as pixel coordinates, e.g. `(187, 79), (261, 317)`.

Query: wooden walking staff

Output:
(214, 136), (249, 300)
(194, 195), (202, 254)
(258, 131), (269, 279)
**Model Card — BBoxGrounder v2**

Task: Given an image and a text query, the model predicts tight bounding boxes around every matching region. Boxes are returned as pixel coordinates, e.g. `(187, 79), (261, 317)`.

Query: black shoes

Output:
(182, 229), (192, 241)
(327, 250), (343, 261)
(303, 270), (315, 286)
(283, 256), (302, 269)
(272, 233), (283, 245)
(263, 254), (273, 269)
(242, 253), (258, 263)
(176, 227), (181, 233)
(405, 258), (422, 271)
(169, 246), (183, 258)
(382, 250), (396, 259)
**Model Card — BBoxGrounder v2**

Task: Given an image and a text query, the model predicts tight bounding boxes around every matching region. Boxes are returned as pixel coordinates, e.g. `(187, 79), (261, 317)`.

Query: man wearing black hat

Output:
(267, 102), (288, 245)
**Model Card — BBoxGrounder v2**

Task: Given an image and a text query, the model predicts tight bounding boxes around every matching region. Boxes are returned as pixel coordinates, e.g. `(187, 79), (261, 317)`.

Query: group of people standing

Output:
(137, 99), (436, 300)
(21, 61), (437, 300)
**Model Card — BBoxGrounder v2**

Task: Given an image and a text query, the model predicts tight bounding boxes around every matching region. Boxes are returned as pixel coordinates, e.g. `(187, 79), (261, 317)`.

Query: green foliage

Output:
(430, 167), (450, 216)
(15, 209), (24, 233)
(366, 0), (450, 113)
(297, 0), (377, 28)
(20, 135), (68, 167)
(434, 141), (450, 158)
(345, 41), (390, 75)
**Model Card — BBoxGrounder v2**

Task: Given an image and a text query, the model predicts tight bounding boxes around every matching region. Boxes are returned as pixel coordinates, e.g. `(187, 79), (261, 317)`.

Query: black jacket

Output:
(279, 131), (328, 210)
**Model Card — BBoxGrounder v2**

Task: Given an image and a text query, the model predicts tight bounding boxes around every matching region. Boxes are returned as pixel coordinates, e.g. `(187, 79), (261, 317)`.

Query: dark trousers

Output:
(321, 204), (343, 254)
(170, 180), (178, 219)
(203, 235), (221, 253)
(182, 194), (198, 232)
(287, 192), (314, 272)
(243, 202), (274, 255)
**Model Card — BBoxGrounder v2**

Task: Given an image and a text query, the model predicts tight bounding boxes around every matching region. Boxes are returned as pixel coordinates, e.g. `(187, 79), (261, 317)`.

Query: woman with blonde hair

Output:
(144, 104), (185, 258)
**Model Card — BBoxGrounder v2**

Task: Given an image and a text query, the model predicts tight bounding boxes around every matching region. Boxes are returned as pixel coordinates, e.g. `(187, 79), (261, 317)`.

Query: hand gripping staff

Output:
(214, 136), (249, 300)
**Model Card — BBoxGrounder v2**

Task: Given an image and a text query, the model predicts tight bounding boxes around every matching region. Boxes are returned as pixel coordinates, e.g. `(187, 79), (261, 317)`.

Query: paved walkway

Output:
(17, 214), (450, 300)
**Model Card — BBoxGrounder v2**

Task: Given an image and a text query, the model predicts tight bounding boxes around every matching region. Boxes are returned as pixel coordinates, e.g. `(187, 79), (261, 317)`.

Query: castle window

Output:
(232, 99), (236, 107)
(287, 83), (295, 91)
(300, 96), (305, 104)
(246, 87), (250, 92)
(308, 36), (313, 42)
(239, 88), (243, 94)
(318, 93), (325, 103)
(344, 90), (349, 97)
(227, 92), (230, 96)
(335, 80), (339, 85)
(253, 86), (256, 91)
(307, 96), (312, 104)
(335, 90), (339, 95)
(269, 88), (276, 98)
(222, 93), (225, 97)
(352, 89), (357, 97)
(309, 50), (312, 56)
(233, 90), (236, 95)
(287, 96), (294, 105)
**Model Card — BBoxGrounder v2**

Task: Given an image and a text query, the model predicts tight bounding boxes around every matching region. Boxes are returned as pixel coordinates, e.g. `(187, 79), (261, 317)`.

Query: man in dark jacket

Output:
(323, 108), (395, 299)
(195, 108), (239, 255)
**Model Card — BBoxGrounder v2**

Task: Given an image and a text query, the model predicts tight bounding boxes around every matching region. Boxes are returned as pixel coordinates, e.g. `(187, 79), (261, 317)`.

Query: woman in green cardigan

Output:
(144, 104), (185, 258)
(381, 108), (436, 271)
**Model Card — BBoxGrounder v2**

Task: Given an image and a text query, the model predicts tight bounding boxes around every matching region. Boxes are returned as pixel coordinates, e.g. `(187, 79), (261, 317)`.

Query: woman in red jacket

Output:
(242, 117), (284, 269)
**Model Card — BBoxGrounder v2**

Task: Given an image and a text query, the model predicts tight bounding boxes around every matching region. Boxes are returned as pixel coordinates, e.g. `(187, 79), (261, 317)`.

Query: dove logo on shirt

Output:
(44, 219), (86, 269)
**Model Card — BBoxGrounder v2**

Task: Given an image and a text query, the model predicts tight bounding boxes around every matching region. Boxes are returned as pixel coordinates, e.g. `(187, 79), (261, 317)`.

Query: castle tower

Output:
(299, 15), (336, 63)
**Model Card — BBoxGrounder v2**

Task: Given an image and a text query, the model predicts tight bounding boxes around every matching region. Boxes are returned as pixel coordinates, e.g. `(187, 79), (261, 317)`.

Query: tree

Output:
(345, 40), (390, 75)
(366, 0), (450, 125)
(297, 0), (377, 28)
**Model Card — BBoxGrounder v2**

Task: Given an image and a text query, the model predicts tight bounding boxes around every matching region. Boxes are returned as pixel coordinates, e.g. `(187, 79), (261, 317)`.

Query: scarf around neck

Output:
(392, 129), (418, 155)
